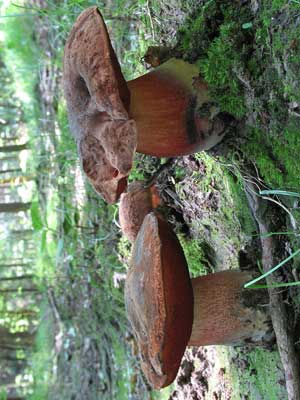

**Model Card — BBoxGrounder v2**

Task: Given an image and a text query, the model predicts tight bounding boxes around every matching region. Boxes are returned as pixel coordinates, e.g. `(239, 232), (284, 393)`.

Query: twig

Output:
(146, 0), (155, 41)
(47, 287), (63, 332)
(259, 195), (297, 229)
(245, 181), (300, 400)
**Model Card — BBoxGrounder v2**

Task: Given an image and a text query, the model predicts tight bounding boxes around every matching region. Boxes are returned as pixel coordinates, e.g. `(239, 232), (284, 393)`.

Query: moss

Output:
(178, 234), (210, 277)
(221, 347), (287, 400)
(177, 0), (300, 127)
(226, 172), (256, 236)
(244, 122), (300, 189)
(177, 1), (253, 118)
(198, 20), (248, 118)
(177, 1), (223, 57)
(174, 152), (250, 272)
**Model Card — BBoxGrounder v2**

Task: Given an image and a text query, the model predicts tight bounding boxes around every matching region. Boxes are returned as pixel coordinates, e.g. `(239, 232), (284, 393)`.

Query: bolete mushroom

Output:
(127, 59), (228, 157)
(125, 212), (274, 389)
(64, 7), (230, 203)
(63, 6), (136, 203)
(119, 180), (162, 242)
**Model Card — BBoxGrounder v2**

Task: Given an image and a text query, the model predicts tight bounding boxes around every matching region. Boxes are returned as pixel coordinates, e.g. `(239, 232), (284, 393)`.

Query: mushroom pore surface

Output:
(63, 6), (137, 203)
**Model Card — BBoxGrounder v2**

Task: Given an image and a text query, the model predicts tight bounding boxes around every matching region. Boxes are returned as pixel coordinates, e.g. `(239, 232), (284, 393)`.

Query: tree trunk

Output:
(0, 287), (38, 293)
(0, 275), (34, 282)
(0, 327), (35, 348)
(0, 143), (28, 153)
(0, 168), (22, 175)
(0, 202), (31, 213)
(0, 175), (35, 185)
(0, 309), (37, 317)
(0, 263), (30, 268)
(0, 155), (19, 163)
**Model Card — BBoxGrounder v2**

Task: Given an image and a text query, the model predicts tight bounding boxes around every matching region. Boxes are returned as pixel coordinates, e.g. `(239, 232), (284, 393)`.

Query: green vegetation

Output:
(0, 1), (155, 399)
(220, 346), (287, 400)
(177, 1), (253, 118)
(1, 0), (300, 399)
(245, 121), (300, 189)
(29, 301), (54, 400)
(173, 152), (252, 272)
(177, 0), (300, 190)
(178, 235), (208, 277)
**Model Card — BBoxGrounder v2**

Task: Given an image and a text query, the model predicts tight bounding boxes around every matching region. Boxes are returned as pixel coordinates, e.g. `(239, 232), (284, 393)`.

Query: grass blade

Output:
(259, 189), (300, 198)
(248, 281), (300, 289)
(244, 248), (300, 288)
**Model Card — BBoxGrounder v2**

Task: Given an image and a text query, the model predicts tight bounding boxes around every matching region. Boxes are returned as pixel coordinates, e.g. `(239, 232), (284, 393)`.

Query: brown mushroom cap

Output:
(63, 6), (137, 203)
(119, 181), (162, 242)
(124, 212), (193, 389)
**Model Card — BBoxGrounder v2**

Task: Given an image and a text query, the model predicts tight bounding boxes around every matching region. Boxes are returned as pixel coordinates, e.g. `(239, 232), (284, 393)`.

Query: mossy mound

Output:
(176, 0), (300, 189)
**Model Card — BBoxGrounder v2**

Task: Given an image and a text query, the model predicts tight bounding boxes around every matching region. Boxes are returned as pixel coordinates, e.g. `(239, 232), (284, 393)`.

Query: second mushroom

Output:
(125, 212), (274, 389)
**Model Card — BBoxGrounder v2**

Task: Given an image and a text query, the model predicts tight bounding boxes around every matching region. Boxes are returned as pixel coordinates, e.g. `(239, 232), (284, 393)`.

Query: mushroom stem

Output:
(127, 58), (227, 157)
(189, 270), (274, 347)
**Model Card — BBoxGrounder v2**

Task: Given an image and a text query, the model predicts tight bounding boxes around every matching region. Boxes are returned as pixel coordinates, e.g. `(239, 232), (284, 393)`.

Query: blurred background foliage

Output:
(0, 1), (165, 399)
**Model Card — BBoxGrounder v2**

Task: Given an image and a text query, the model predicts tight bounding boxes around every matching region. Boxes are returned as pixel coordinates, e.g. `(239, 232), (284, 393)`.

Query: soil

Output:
(170, 347), (232, 400)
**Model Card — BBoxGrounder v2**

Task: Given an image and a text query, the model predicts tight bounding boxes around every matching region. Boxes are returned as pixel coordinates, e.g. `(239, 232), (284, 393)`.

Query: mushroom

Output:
(64, 7), (230, 203)
(125, 212), (274, 389)
(119, 180), (162, 242)
(127, 59), (228, 157)
(125, 212), (193, 388)
(63, 6), (137, 203)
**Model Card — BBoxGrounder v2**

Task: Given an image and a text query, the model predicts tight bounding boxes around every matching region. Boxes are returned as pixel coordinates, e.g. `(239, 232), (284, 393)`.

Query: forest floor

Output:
(26, 0), (300, 399)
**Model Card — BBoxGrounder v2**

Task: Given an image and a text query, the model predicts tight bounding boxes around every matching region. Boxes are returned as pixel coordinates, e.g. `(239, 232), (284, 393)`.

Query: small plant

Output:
(245, 189), (300, 290)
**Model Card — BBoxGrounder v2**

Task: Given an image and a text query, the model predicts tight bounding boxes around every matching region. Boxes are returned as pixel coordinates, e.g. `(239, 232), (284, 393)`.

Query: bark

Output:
(245, 182), (300, 400)
(0, 309), (37, 317)
(0, 175), (35, 185)
(0, 275), (34, 282)
(0, 155), (19, 162)
(0, 202), (31, 213)
(0, 168), (22, 175)
(0, 143), (29, 153)
(0, 263), (30, 268)
(0, 327), (35, 348)
(0, 287), (38, 293)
